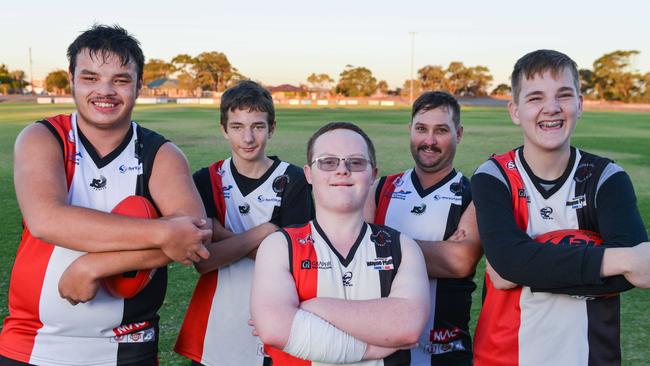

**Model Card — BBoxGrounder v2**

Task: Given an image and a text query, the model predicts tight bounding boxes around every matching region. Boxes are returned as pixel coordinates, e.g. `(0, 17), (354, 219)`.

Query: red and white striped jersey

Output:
(265, 220), (410, 366)
(0, 114), (167, 366)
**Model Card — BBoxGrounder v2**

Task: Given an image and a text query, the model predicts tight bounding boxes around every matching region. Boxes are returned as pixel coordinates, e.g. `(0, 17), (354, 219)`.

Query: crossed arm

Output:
(14, 124), (212, 303)
(251, 231), (429, 362)
(473, 171), (650, 293)
(364, 179), (482, 279)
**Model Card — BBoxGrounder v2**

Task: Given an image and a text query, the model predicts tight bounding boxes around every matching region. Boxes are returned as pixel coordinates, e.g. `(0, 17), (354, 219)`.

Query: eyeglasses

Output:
(310, 156), (372, 172)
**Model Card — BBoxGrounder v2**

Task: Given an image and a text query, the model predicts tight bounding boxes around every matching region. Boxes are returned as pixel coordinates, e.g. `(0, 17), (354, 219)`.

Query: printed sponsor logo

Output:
(111, 328), (155, 343)
(222, 185), (233, 199)
(389, 189), (412, 200)
(113, 321), (151, 336)
(433, 194), (462, 202)
(342, 271), (353, 287)
(238, 203), (251, 215)
(540, 206), (553, 220)
(366, 256), (394, 270)
(297, 234), (314, 245)
(393, 176), (404, 187)
(89, 175), (107, 190)
(257, 194), (281, 203)
(411, 203), (427, 215)
(370, 229), (392, 246)
(118, 163), (142, 174)
(506, 160), (516, 170)
(217, 167), (226, 176)
(566, 194), (587, 209)
(273, 174), (290, 194)
(574, 163), (595, 183)
(301, 259), (332, 270)
(541, 234), (600, 247)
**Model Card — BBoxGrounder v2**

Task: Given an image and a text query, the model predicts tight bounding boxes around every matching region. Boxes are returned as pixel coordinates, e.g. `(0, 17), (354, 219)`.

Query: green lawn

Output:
(0, 104), (649, 365)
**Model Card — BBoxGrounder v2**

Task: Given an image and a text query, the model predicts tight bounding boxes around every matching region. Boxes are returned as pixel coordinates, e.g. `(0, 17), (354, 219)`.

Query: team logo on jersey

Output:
(367, 256), (394, 270)
(393, 176), (405, 187)
(67, 129), (75, 143)
(118, 163), (142, 174)
(342, 271), (353, 287)
(575, 163), (595, 183)
(297, 234), (314, 245)
(449, 181), (462, 196)
(217, 167), (226, 176)
(566, 194), (587, 209)
(370, 229), (392, 246)
(89, 175), (107, 190)
(273, 174), (290, 194)
(390, 189), (413, 200)
(540, 206), (554, 220)
(257, 194), (281, 203)
(411, 203), (427, 215)
(238, 203), (251, 215)
(222, 185), (233, 198)
(301, 259), (331, 270)
(506, 160), (516, 170)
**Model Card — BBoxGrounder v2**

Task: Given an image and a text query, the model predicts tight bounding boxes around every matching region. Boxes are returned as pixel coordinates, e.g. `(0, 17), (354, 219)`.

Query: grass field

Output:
(0, 103), (649, 365)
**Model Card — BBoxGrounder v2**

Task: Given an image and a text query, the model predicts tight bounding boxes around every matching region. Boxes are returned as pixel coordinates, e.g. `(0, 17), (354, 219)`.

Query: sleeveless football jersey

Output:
(176, 157), (311, 366)
(374, 169), (474, 365)
(474, 147), (624, 366)
(265, 220), (410, 366)
(0, 114), (167, 366)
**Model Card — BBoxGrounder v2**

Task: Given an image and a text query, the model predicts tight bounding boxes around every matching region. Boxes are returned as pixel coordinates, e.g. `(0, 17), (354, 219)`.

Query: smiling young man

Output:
(251, 122), (430, 366)
(0, 25), (212, 366)
(471, 49), (650, 366)
(364, 91), (481, 365)
(175, 80), (313, 366)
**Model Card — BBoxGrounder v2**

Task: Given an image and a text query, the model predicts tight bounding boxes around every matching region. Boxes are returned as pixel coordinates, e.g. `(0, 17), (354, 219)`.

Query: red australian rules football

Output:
(101, 195), (158, 298)
(534, 229), (603, 247)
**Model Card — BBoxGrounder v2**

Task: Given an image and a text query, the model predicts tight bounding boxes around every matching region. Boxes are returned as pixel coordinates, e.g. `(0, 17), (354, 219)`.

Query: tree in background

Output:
(307, 73), (334, 97)
(491, 83), (511, 97)
(44, 70), (70, 95)
(410, 62), (493, 97)
(0, 64), (28, 94)
(336, 65), (377, 97)
(418, 65), (447, 92)
(192, 51), (236, 92)
(591, 50), (641, 102)
(143, 59), (174, 85)
(377, 80), (389, 95)
(401, 79), (422, 98)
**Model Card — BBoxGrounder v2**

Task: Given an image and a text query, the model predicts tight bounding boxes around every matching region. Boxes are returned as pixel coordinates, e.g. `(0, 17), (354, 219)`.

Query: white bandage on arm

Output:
(283, 309), (367, 363)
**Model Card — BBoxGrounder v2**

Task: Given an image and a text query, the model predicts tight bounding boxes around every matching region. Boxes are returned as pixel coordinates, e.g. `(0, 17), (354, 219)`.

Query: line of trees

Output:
(5, 50), (650, 103)
(0, 64), (28, 94)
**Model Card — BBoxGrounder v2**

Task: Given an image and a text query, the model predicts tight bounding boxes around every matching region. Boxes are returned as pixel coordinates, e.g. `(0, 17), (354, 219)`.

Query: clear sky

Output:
(2, 0), (649, 90)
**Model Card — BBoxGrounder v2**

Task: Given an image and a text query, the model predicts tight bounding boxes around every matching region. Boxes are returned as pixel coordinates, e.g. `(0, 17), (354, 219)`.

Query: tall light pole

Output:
(409, 32), (416, 105)
(29, 48), (34, 94)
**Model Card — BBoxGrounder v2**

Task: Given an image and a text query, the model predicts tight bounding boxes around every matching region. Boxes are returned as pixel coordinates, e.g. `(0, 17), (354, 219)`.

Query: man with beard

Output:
(365, 91), (481, 365)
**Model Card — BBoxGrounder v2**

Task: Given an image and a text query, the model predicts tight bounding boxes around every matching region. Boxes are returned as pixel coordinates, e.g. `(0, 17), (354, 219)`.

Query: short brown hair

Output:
(511, 49), (580, 103)
(220, 80), (275, 129)
(411, 91), (460, 128)
(307, 122), (376, 168)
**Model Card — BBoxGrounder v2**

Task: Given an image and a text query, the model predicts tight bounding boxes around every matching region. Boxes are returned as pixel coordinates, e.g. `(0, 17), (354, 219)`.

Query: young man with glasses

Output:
(364, 91), (481, 365)
(175, 80), (313, 366)
(251, 122), (430, 365)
